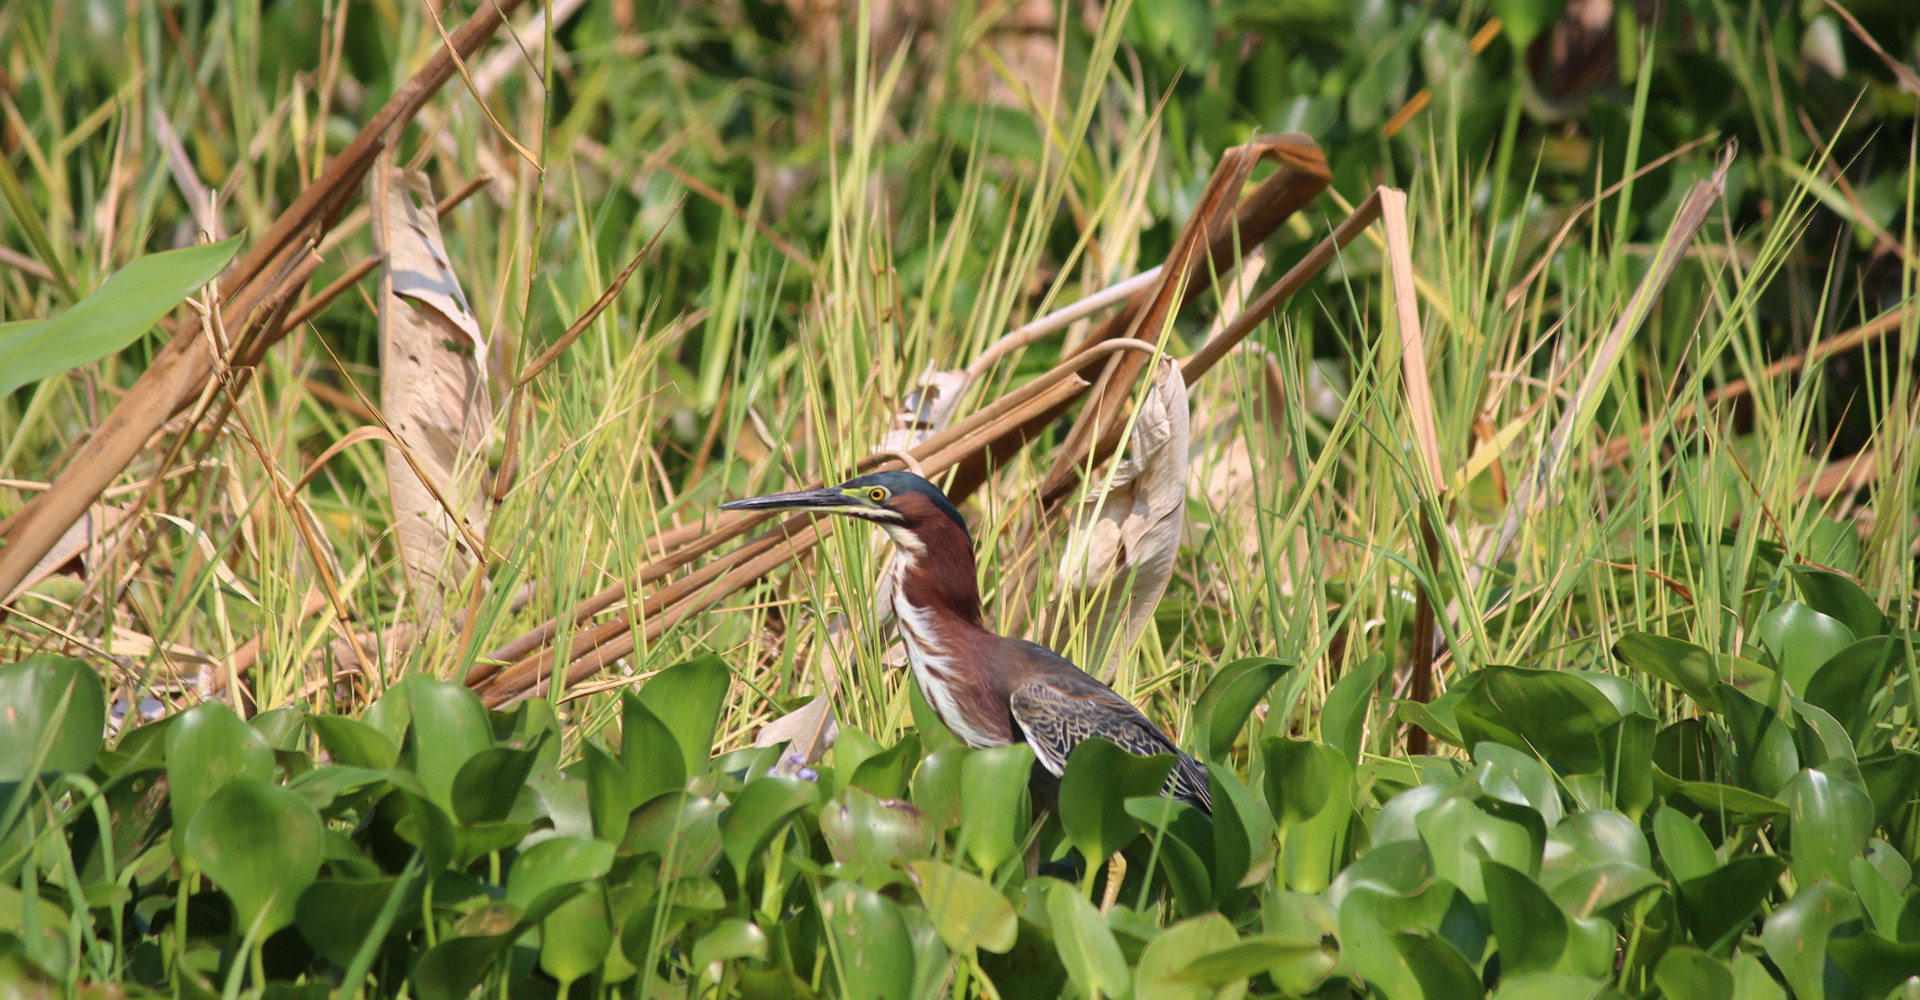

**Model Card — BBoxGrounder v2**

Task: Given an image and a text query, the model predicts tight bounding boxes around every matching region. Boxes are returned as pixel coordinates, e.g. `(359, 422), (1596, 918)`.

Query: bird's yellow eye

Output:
(868, 487), (888, 503)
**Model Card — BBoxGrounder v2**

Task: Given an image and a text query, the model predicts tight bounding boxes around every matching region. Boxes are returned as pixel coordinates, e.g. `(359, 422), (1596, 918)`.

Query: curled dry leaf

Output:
(371, 158), (494, 614)
(754, 613), (852, 768)
(1044, 357), (1189, 678)
(3, 503), (139, 605)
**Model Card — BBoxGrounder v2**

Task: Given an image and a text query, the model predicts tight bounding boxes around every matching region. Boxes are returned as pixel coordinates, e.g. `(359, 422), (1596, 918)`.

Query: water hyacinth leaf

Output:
(1717, 686), (1800, 797)
(1322, 653), (1386, 764)
(637, 654), (734, 774)
(1258, 892), (1340, 994)
(539, 885), (613, 986)
(306, 715), (399, 770)
(1730, 950), (1788, 1000)
(1482, 860), (1567, 974)
(1666, 780), (1788, 822)
(1060, 737), (1177, 866)
(1208, 764), (1273, 894)
(1044, 881), (1131, 1000)
(1677, 855), (1788, 952)
(1826, 933), (1920, 999)
(958, 743), (1033, 875)
(621, 692), (685, 805)
(1760, 881), (1859, 1000)
(818, 786), (933, 878)
(1133, 912), (1240, 1000)
(1612, 632), (1725, 708)
(1804, 637), (1906, 747)
(0, 655), (105, 781)
(295, 876), (414, 967)
(413, 933), (515, 1000)
(1260, 736), (1332, 829)
(622, 792), (725, 881)
(506, 836), (614, 910)
(1192, 656), (1290, 761)
(1781, 767), (1874, 890)
(1541, 809), (1651, 885)
(1600, 713), (1657, 820)
(818, 880), (915, 1000)
(0, 235), (240, 400)
(1126, 796), (1215, 916)
(166, 700), (275, 848)
(848, 733), (920, 799)
(1489, 972), (1608, 1000)
(451, 744), (543, 823)
(1395, 929), (1483, 1000)
(905, 859), (1017, 954)
(1459, 665), (1622, 774)
(183, 778), (324, 939)
(1547, 862), (1664, 918)
(400, 676), (494, 815)
(1415, 797), (1535, 900)
(721, 773), (819, 882)
(1789, 566), (1889, 639)
(692, 919), (769, 974)
(1337, 882), (1455, 1000)
(1654, 947), (1733, 1000)
(581, 741), (629, 841)
(1171, 935), (1330, 985)
(1474, 742), (1563, 828)
(1757, 601), (1854, 694)
(910, 743), (970, 831)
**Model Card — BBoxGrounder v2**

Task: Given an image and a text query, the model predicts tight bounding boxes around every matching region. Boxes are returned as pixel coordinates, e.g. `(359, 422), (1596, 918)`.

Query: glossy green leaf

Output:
(721, 773), (819, 882)
(451, 744), (542, 824)
(622, 791), (725, 881)
(1757, 601), (1854, 692)
(958, 743), (1033, 875)
(620, 691), (685, 805)
(581, 741), (629, 841)
(1654, 947), (1733, 1000)
(1458, 664), (1622, 774)
(1133, 912), (1240, 1000)
(183, 778), (323, 938)
(1782, 767), (1874, 890)
(1258, 892), (1340, 994)
(294, 875), (414, 968)
(1805, 637), (1906, 747)
(1730, 950), (1788, 1000)
(1760, 881), (1859, 1000)
(1789, 566), (1889, 639)
(1654, 803), (1719, 884)
(539, 884), (613, 985)
(1395, 929), (1482, 1000)
(1483, 860), (1566, 974)
(906, 859), (1016, 954)
(1547, 862), (1664, 918)
(1208, 764), (1272, 897)
(1415, 796), (1535, 900)
(507, 836), (614, 909)
(1338, 882), (1456, 1000)
(1613, 632), (1769, 710)
(635, 654), (732, 774)
(692, 918), (768, 973)
(0, 654), (105, 780)
(1192, 656), (1289, 761)
(818, 785), (933, 879)
(910, 743), (970, 830)
(1475, 742), (1563, 827)
(400, 676), (494, 815)
(1060, 737), (1176, 867)
(1826, 933), (1920, 999)
(1678, 855), (1788, 952)
(1719, 686), (1801, 797)
(818, 880), (915, 1000)
(848, 733), (920, 799)
(0, 235), (240, 399)
(306, 715), (399, 770)
(1666, 779), (1789, 822)
(1489, 972), (1608, 1000)
(1044, 881), (1132, 1000)
(1543, 809), (1651, 887)
(166, 701), (275, 851)
(1491, 0), (1561, 49)
(1322, 653), (1386, 764)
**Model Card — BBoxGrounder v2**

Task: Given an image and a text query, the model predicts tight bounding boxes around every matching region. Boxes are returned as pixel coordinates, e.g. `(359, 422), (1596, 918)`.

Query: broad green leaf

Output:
(621, 791), (724, 881)
(1475, 742), (1563, 828)
(0, 235), (240, 399)
(1395, 930), (1482, 1000)
(958, 743), (1033, 875)
(294, 876), (413, 967)
(1169, 935), (1327, 986)
(1546, 862), (1664, 918)
(1789, 566), (1889, 638)
(539, 885), (613, 985)
(1126, 795), (1215, 916)
(1415, 797), (1535, 900)
(1045, 881), (1132, 1000)
(1805, 637), (1906, 748)
(1678, 856), (1788, 952)
(1491, 0), (1561, 49)
(1483, 860), (1567, 974)
(1060, 737), (1176, 867)
(905, 859), (1016, 954)
(1730, 950), (1788, 1000)
(1261, 738), (1354, 890)
(818, 785), (933, 880)
(1338, 882), (1455, 1000)
(1208, 764), (1273, 897)
(1666, 779), (1789, 822)
(721, 773), (818, 882)
(1258, 892), (1339, 994)
(910, 743), (970, 831)
(620, 692), (684, 805)
(1192, 656), (1289, 761)
(635, 654), (731, 774)
(848, 733), (920, 799)
(1654, 947), (1733, 1000)
(1458, 665), (1621, 774)
(306, 715), (399, 770)
(0, 655), (105, 780)
(581, 741), (629, 841)
(507, 836), (614, 910)
(183, 778), (324, 938)
(1757, 601), (1854, 693)
(1134, 912), (1240, 1000)
(1719, 686), (1801, 796)
(1782, 767), (1874, 890)
(400, 676), (493, 815)
(1490, 972), (1607, 1000)
(413, 934), (515, 1000)
(1322, 653), (1386, 764)
(1542, 809), (1651, 885)
(451, 744), (543, 823)
(817, 880), (915, 1000)
(1612, 632), (1723, 708)
(692, 919), (768, 973)
(166, 701), (275, 851)
(1760, 882), (1859, 1000)
(1826, 933), (1920, 999)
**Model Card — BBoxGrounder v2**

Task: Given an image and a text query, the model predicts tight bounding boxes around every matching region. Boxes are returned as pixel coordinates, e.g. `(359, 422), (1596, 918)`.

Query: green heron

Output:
(722, 470), (1210, 812)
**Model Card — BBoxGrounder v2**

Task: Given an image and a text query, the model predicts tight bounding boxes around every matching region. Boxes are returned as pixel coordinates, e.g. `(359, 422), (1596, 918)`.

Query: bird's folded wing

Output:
(1007, 677), (1208, 801)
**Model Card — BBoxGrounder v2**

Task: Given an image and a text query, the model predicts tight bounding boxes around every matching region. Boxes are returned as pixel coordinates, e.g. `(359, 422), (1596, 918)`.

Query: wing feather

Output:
(1009, 677), (1212, 813)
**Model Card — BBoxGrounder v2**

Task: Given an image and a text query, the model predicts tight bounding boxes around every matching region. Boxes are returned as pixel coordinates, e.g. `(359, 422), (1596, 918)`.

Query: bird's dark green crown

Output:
(719, 470), (969, 541)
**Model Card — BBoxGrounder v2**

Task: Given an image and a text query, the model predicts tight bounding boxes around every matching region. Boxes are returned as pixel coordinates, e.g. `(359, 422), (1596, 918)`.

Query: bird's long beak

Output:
(719, 487), (860, 514)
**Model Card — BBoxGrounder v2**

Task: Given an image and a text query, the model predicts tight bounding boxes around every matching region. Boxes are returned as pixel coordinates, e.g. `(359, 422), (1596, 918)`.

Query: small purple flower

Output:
(784, 752), (819, 782)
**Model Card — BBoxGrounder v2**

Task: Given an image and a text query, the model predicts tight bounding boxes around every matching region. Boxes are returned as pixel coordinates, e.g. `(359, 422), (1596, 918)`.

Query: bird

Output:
(721, 470), (1210, 812)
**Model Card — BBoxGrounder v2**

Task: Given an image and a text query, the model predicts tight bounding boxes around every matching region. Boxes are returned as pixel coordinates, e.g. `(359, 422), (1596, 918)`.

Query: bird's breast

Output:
(893, 596), (1010, 749)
